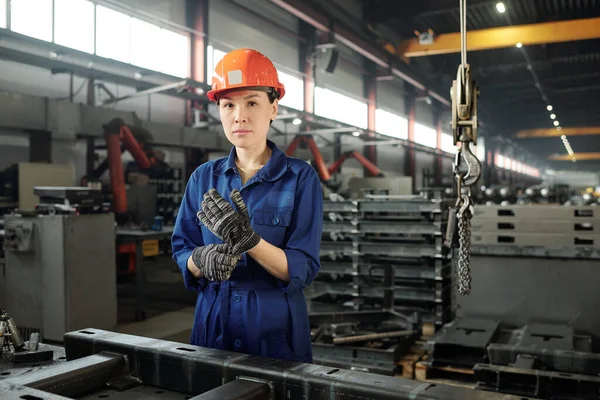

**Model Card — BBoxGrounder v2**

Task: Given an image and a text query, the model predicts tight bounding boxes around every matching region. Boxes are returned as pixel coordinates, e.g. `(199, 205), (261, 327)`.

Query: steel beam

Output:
(267, 0), (450, 106)
(189, 378), (272, 400)
(43, 329), (527, 400)
(549, 152), (600, 161)
(516, 126), (600, 138)
(6, 352), (126, 398)
(400, 17), (600, 57)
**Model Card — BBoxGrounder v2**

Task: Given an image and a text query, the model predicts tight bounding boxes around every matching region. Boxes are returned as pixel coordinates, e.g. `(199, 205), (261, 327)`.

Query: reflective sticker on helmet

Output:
(228, 69), (243, 85)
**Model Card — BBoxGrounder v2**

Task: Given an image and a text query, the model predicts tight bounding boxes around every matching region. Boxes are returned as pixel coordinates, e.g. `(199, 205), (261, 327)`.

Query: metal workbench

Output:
(0, 329), (537, 399)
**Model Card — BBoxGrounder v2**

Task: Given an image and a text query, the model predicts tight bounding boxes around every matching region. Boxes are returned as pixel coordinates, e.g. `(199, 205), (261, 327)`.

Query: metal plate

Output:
(473, 205), (599, 220)
(471, 231), (598, 247)
(472, 218), (597, 234)
(470, 244), (600, 259)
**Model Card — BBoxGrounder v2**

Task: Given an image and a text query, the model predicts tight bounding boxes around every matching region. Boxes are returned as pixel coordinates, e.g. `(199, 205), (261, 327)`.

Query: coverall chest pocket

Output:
(252, 209), (292, 248)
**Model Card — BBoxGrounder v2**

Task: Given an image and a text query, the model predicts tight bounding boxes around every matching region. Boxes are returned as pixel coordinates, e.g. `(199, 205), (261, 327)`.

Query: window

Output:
(315, 87), (368, 129)
(96, 5), (131, 63)
(130, 18), (162, 71)
(495, 153), (505, 169)
(278, 71), (303, 111)
(414, 123), (436, 148)
(157, 29), (189, 78)
(0, 0), (7, 29)
(11, 0), (52, 41)
(375, 109), (407, 139)
(441, 133), (455, 153)
(206, 45), (227, 82)
(54, 0), (94, 53)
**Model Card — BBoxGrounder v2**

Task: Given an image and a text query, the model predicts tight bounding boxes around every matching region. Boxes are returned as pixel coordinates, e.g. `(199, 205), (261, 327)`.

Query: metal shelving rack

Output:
(309, 189), (454, 328)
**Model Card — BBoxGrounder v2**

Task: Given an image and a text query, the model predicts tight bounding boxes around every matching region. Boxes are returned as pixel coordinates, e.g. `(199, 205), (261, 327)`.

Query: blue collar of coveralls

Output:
(216, 139), (288, 182)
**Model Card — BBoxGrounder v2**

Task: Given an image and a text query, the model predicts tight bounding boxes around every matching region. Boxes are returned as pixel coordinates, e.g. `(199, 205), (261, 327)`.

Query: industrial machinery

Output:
(33, 186), (104, 215)
(0, 328), (532, 399)
(424, 317), (600, 400)
(308, 189), (453, 374)
(1, 212), (117, 342)
(285, 135), (383, 190)
(81, 118), (167, 226)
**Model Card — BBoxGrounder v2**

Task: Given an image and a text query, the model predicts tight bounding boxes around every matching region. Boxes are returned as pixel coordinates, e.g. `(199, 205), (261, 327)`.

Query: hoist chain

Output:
(445, 0), (482, 296)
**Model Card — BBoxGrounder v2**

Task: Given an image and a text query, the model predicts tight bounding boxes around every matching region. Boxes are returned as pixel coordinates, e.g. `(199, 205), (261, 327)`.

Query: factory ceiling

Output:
(360, 0), (600, 171)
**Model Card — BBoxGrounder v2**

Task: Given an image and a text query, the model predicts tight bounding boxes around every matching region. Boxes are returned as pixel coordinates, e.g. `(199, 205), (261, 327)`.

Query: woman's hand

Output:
(197, 189), (261, 253)
(189, 243), (241, 281)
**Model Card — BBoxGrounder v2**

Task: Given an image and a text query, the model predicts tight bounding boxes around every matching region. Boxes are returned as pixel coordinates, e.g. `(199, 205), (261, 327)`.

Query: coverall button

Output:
(272, 217), (280, 225)
(234, 339), (241, 347)
(233, 295), (241, 302)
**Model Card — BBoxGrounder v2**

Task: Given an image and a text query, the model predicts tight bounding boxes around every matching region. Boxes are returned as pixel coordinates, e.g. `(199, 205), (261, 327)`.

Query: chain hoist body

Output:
(444, 0), (482, 296)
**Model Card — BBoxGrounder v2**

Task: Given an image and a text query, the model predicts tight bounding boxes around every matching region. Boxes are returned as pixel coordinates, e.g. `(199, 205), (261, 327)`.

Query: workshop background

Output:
(1, 0), (600, 399)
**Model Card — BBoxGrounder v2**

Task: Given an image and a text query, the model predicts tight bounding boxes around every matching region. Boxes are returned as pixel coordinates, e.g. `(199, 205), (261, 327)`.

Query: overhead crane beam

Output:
(516, 127), (600, 138)
(549, 152), (600, 161)
(400, 17), (600, 57)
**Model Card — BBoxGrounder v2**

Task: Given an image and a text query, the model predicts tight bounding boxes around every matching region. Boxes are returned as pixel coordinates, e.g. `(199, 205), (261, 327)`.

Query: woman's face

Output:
(218, 89), (278, 149)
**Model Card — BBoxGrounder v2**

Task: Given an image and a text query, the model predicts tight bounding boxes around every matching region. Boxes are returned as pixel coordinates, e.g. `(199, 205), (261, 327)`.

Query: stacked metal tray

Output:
(309, 191), (453, 327)
(470, 204), (600, 258)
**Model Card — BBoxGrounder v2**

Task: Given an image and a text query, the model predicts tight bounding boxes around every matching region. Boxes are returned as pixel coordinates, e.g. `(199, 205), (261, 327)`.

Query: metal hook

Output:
(460, 142), (482, 187)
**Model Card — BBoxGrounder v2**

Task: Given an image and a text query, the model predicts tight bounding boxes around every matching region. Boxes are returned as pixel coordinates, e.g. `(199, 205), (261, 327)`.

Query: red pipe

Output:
(285, 135), (303, 156)
(327, 153), (350, 175)
(351, 151), (383, 177)
(105, 132), (128, 214)
(120, 125), (151, 169)
(304, 137), (331, 181)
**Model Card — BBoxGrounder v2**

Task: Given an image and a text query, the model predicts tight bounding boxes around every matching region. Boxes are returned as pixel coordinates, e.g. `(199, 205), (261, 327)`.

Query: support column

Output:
(186, 0), (209, 126)
(299, 21), (316, 115)
(404, 86), (416, 193)
(363, 60), (377, 176)
(434, 105), (443, 186)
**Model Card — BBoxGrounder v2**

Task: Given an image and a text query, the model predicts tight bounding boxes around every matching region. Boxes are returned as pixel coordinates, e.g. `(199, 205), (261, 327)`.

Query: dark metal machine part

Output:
(0, 329), (539, 399)
(426, 317), (502, 368)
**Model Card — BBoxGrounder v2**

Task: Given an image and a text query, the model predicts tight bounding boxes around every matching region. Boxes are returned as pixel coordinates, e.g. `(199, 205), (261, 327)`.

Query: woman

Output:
(171, 48), (323, 363)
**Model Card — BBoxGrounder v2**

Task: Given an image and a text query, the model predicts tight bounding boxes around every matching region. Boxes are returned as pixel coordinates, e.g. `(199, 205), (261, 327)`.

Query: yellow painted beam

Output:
(516, 127), (600, 138)
(400, 17), (600, 57)
(549, 152), (600, 161)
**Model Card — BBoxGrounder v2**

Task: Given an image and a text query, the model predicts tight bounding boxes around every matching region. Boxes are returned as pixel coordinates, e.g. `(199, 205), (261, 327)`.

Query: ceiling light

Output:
(547, 105), (553, 111)
(557, 126), (562, 131)
(496, 2), (506, 13)
(561, 135), (566, 139)
(352, 131), (361, 137)
(550, 114), (556, 119)
(292, 118), (302, 125)
(516, 42), (523, 48)
(553, 121), (560, 126)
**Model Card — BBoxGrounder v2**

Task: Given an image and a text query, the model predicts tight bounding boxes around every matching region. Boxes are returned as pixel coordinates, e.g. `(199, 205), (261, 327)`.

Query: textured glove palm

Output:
(191, 244), (241, 281)
(197, 188), (260, 254)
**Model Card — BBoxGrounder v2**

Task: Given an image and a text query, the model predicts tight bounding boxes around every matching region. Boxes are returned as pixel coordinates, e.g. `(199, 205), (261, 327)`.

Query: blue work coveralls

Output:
(171, 140), (323, 363)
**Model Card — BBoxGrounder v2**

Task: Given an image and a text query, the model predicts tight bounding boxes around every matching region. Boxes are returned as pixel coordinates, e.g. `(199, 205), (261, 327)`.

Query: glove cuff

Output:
(191, 246), (205, 271)
(237, 231), (261, 254)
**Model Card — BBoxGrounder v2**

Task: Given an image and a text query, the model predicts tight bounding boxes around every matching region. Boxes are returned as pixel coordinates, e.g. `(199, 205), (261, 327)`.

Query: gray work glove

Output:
(191, 244), (242, 281)
(197, 189), (261, 254)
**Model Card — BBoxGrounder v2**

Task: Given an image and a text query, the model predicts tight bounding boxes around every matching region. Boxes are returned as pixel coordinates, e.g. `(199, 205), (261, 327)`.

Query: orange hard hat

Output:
(207, 48), (286, 102)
